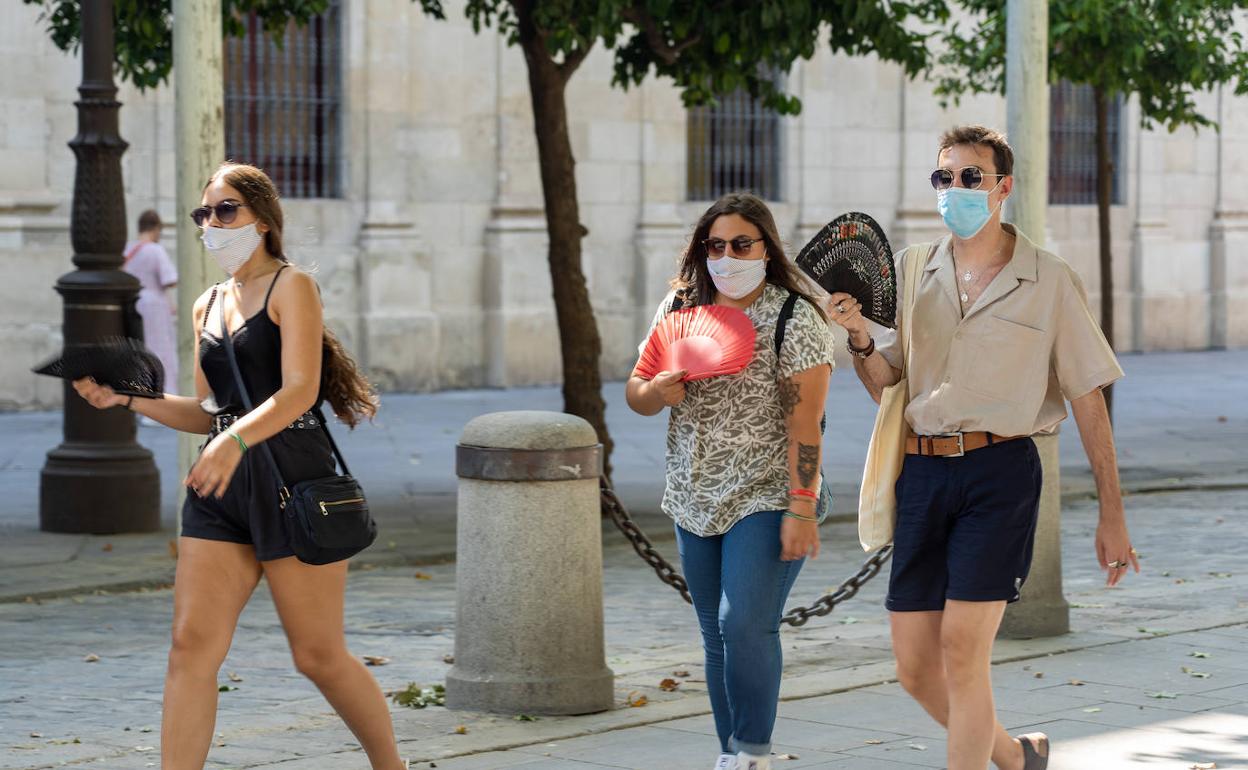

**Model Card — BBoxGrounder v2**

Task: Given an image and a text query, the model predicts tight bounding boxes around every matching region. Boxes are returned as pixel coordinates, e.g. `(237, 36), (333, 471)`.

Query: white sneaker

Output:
(735, 752), (771, 770)
(714, 754), (738, 770)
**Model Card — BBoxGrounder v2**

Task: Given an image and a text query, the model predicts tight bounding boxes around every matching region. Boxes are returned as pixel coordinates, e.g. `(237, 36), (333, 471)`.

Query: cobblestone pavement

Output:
(2, 350), (1247, 604)
(2, 487), (1246, 769)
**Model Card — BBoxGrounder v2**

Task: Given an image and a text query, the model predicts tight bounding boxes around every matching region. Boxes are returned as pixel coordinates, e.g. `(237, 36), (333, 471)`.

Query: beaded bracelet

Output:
(782, 511), (818, 522)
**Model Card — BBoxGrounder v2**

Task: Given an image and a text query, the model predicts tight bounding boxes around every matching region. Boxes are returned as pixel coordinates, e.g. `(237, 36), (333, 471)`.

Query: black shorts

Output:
(181, 428), (336, 561)
(886, 437), (1042, 612)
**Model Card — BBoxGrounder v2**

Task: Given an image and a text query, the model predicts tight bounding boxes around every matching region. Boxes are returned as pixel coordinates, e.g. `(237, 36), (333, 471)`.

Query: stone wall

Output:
(1, 0), (1244, 409)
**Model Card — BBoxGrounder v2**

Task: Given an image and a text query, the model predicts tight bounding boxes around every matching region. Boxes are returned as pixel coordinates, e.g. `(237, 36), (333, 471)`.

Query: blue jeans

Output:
(675, 511), (804, 756)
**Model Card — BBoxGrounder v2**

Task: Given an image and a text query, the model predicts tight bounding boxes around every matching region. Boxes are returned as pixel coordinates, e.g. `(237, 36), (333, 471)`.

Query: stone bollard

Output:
(1000, 432), (1071, 638)
(446, 411), (615, 715)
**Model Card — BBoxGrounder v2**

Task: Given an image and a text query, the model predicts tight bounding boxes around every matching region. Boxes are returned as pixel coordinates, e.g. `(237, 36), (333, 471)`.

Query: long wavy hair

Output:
(673, 191), (826, 321)
(207, 162), (378, 427)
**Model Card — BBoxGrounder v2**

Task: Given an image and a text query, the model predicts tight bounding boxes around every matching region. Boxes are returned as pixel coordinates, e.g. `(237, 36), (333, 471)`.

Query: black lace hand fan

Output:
(794, 212), (897, 329)
(33, 337), (166, 398)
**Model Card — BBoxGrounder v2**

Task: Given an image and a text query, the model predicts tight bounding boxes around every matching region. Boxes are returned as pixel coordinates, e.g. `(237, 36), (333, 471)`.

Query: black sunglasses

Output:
(703, 236), (764, 258)
(189, 200), (249, 227)
(930, 166), (1006, 191)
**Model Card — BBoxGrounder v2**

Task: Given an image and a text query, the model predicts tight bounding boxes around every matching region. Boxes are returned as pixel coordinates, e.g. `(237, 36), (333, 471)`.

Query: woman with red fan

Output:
(73, 164), (405, 770)
(626, 192), (835, 770)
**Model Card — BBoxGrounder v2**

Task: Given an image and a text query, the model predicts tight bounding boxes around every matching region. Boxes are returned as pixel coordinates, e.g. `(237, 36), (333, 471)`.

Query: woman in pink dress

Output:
(124, 209), (179, 390)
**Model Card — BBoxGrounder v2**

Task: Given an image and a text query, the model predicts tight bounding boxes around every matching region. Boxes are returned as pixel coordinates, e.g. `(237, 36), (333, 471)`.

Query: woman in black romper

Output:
(74, 163), (405, 770)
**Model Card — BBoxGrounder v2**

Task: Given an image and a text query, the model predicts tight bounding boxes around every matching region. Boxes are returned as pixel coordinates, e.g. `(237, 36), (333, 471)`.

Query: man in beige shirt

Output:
(828, 125), (1137, 770)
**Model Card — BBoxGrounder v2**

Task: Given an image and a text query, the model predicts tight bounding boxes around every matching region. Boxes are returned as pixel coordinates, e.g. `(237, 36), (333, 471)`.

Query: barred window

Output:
(687, 86), (783, 201)
(224, 1), (342, 199)
(1049, 81), (1123, 205)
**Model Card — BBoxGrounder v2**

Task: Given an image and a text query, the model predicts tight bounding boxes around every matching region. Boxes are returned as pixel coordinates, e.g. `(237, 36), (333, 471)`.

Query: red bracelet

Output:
(789, 488), (817, 500)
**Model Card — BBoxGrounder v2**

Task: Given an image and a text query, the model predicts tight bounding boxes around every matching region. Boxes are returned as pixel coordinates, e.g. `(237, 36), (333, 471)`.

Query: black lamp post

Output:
(40, 0), (160, 534)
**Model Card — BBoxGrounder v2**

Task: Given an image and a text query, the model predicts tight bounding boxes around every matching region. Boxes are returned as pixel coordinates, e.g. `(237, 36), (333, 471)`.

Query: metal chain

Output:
(601, 482), (692, 604)
(601, 480), (894, 627)
(779, 544), (893, 627)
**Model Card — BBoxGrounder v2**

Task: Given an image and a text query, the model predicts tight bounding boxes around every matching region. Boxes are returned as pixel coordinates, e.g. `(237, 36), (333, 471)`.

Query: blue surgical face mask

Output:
(937, 181), (1004, 239)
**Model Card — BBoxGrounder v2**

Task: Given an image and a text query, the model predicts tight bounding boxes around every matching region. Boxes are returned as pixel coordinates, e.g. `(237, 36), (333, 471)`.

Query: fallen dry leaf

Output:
(864, 739), (884, 745)
(1033, 672), (1044, 679)
(414, 572), (433, 580)
(227, 672), (243, 682)
(627, 692), (648, 707)
(363, 655), (391, 667)
(443, 654), (455, 664)
(1083, 707), (1102, 713)
(453, 725), (468, 735)
(83, 653), (100, 663)
(908, 743), (927, 751)
(101, 543), (113, 552)
(672, 669), (690, 677)
(1068, 679), (1085, 686)
(776, 753), (799, 760)
(29, 732), (42, 738)
(659, 678), (680, 692)
(1190, 763), (1217, 769)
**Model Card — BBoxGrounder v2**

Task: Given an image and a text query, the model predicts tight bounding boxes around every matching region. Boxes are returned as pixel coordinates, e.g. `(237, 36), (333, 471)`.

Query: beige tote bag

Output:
(858, 241), (936, 552)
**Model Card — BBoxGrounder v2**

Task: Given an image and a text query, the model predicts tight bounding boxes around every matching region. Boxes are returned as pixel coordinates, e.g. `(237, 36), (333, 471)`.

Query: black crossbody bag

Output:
(216, 288), (376, 564)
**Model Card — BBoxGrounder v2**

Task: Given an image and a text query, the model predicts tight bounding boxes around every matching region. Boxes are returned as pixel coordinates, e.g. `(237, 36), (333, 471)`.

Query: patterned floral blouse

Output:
(638, 282), (836, 536)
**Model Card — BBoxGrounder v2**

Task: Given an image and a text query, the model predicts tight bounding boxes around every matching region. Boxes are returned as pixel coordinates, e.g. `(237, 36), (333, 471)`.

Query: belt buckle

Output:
(936, 432), (965, 458)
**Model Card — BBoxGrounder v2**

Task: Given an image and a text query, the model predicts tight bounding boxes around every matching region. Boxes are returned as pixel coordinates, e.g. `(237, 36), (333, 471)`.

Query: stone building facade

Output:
(2, 0), (1245, 409)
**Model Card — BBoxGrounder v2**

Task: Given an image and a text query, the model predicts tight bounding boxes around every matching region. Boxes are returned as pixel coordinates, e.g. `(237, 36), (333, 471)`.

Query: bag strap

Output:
(898, 240), (940, 380)
(217, 287), (352, 502)
(774, 290), (801, 355)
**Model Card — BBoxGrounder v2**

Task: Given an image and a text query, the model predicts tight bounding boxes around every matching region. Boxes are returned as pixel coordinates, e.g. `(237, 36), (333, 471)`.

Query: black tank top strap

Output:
(262, 264), (290, 310)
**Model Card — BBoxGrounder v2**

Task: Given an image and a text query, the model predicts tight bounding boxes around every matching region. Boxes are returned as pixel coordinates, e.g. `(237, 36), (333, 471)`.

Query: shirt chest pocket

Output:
(960, 315), (1050, 404)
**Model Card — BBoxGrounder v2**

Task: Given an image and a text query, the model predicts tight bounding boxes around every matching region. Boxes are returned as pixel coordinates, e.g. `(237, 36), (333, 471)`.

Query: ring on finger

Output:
(835, 303), (846, 313)
(1107, 560), (1124, 569)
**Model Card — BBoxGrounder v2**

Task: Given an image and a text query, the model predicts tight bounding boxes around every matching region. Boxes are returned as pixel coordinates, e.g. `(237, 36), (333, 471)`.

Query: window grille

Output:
(1049, 80), (1123, 205)
(687, 83), (783, 201)
(224, 1), (342, 199)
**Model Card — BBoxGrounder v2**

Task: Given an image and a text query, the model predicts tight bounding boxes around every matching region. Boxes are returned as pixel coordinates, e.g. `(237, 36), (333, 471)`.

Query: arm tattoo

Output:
(778, 377), (801, 416)
(797, 443), (819, 489)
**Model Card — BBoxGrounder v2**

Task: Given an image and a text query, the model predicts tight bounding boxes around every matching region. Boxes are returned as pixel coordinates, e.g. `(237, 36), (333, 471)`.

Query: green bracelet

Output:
(228, 431), (248, 454)
(782, 511), (818, 522)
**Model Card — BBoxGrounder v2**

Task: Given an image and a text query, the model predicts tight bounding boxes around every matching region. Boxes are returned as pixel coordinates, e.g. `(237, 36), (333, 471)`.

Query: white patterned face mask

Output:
(706, 254), (767, 299)
(201, 222), (263, 275)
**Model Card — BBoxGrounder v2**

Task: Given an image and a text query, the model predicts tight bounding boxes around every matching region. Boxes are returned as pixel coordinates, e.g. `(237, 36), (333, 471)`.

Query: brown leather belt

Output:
(905, 432), (1021, 457)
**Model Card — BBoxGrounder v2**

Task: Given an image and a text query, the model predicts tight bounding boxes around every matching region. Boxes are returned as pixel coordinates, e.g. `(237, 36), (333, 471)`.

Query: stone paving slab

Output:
(2, 487), (1246, 769)
(2, 350), (1246, 604)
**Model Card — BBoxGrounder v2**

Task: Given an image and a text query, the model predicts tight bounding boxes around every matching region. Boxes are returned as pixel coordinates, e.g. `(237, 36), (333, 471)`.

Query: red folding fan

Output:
(635, 304), (756, 382)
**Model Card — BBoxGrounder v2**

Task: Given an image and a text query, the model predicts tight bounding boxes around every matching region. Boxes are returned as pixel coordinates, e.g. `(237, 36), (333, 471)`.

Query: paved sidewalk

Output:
(1, 349), (1246, 603)
(2, 486), (1246, 769)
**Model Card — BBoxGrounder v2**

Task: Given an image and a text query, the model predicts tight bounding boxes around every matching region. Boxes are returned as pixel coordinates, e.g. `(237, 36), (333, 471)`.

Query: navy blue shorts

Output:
(886, 437), (1042, 612)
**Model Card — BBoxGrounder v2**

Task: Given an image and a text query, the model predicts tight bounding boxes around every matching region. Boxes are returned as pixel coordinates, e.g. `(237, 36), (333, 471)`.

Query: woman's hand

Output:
(648, 369), (688, 407)
(184, 433), (246, 499)
(72, 378), (128, 410)
(824, 292), (868, 338)
(780, 514), (820, 561)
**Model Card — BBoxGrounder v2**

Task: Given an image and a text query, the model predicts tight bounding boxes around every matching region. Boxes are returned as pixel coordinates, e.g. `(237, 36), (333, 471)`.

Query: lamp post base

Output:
(40, 442), (160, 534)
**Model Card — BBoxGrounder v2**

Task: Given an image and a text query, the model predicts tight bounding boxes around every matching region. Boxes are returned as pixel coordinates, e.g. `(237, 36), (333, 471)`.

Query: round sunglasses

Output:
(189, 200), (250, 227)
(930, 166), (1006, 191)
(703, 236), (764, 258)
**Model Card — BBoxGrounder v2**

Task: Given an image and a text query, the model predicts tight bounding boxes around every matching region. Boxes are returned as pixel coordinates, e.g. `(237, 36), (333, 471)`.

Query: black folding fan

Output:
(794, 212), (897, 329)
(33, 337), (166, 398)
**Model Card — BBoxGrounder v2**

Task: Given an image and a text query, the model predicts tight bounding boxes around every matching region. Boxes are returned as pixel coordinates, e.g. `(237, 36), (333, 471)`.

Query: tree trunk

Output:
(1094, 84), (1114, 421)
(513, 2), (614, 478)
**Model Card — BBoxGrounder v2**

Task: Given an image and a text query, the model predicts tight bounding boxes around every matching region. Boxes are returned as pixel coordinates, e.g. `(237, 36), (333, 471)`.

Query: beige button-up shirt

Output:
(876, 224), (1123, 437)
